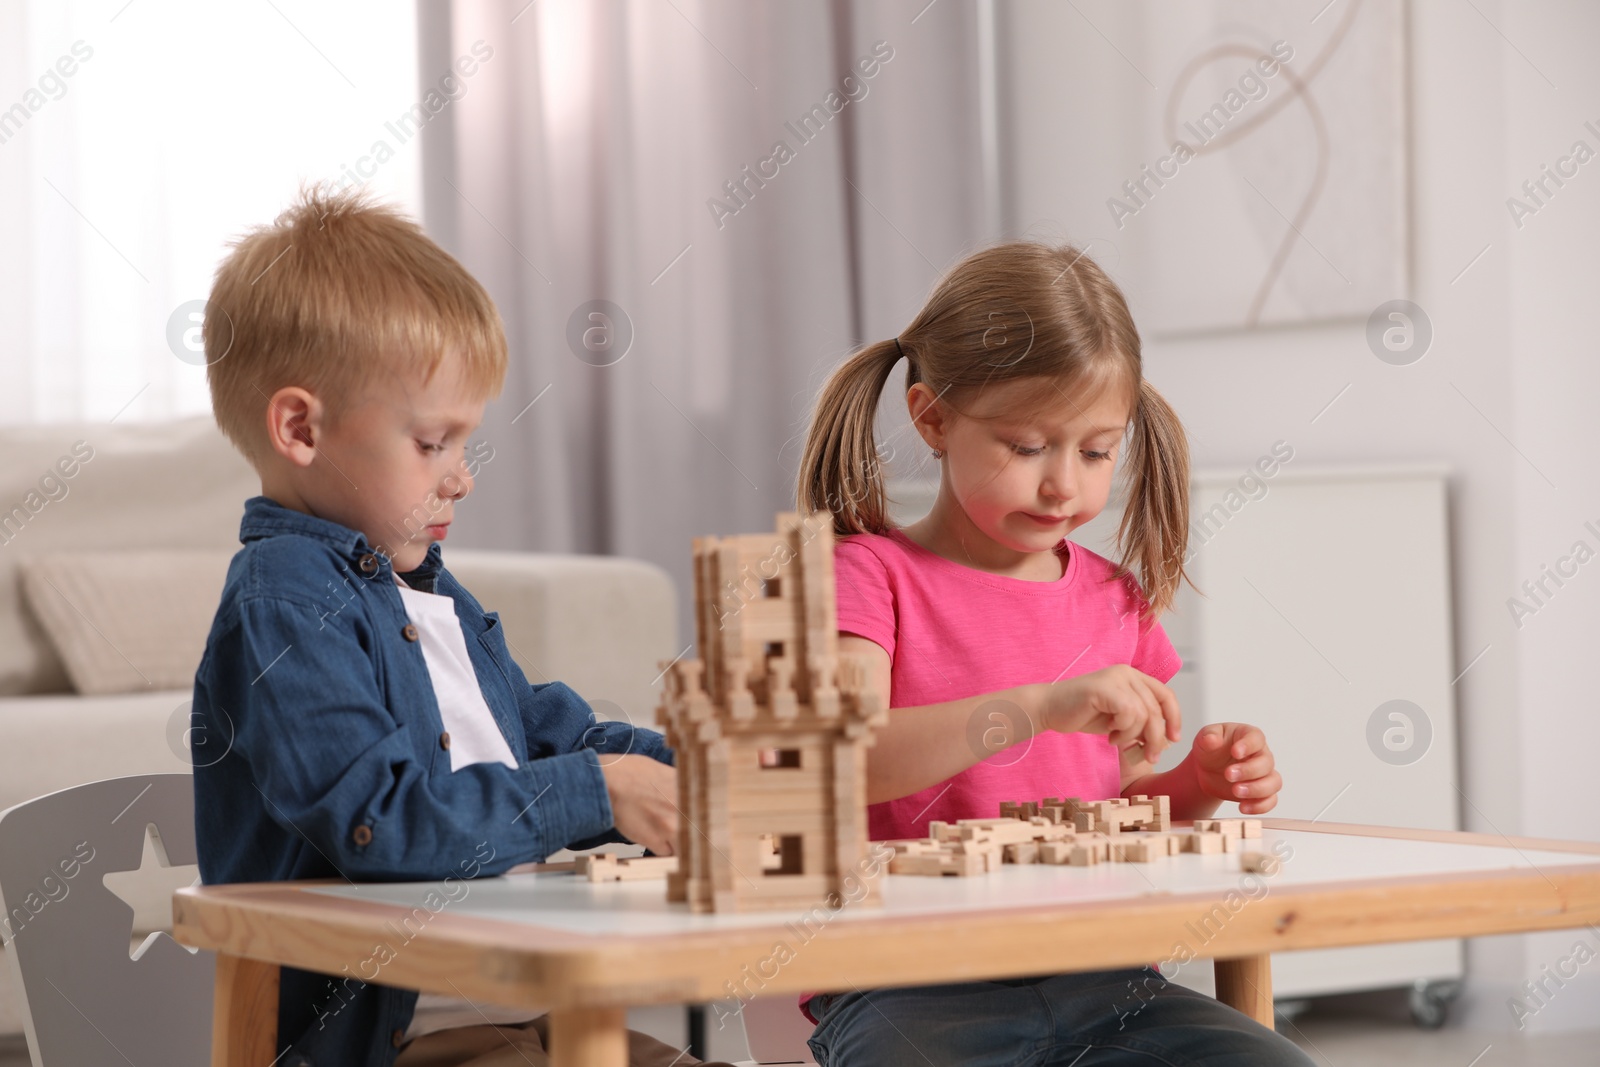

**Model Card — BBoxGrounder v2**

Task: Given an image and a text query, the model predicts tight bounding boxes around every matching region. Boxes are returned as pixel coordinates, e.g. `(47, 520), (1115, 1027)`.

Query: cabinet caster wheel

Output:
(1408, 979), (1460, 1030)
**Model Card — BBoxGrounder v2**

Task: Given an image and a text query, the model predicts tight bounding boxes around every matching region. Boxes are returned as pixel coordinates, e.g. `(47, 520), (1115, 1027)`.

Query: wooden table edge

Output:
(185, 825), (1600, 1067)
(177, 860), (1600, 1007)
(1255, 818), (1600, 855)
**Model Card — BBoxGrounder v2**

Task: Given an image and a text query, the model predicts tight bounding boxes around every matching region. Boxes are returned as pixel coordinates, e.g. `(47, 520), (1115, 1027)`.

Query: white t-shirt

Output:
(393, 574), (519, 772)
(392, 574), (544, 1040)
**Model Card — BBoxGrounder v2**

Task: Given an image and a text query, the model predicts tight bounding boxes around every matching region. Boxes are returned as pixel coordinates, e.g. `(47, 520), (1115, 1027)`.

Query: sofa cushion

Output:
(20, 551), (234, 696)
(0, 417), (256, 695)
(0, 690), (196, 818)
(445, 549), (678, 727)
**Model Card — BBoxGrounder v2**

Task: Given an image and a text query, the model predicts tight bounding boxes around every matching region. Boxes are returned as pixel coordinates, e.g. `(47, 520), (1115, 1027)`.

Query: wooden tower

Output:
(656, 511), (887, 913)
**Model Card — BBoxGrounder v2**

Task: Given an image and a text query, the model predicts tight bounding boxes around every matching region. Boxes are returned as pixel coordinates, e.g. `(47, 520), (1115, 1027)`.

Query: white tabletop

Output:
(308, 827), (1600, 938)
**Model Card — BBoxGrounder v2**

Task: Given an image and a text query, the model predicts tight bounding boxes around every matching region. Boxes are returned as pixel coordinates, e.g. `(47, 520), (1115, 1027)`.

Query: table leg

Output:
(212, 952), (279, 1067)
(1213, 954), (1274, 1028)
(548, 1006), (628, 1067)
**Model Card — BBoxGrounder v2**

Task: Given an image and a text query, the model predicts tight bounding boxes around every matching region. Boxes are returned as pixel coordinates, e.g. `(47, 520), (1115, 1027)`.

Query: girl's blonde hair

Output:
(797, 241), (1193, 620)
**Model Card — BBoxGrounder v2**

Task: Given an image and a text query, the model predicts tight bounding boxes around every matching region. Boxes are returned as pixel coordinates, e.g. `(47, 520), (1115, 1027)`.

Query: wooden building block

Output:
(1030, 820), (1074, 843)
(1155, 834), (1180, 857)
(999, 800), (1041, 821)
(1038, 841), (1074, 865)
(1004, 842), (1039, 865)
(1240, 852), (1277, 874)
(888, 854), (947, 877)
(1110, 838), (1163, 863)
(1108, 840), (1136, 862)
(578, 854), (680, 882)
(661, 512), (888, 912)
(958, 818), (1041, 846)
(891, 847), (985, 877)
(954, 839), (1003, 872)
(1153, 795), (1172, 831)
(1240, 819), (1262, 839)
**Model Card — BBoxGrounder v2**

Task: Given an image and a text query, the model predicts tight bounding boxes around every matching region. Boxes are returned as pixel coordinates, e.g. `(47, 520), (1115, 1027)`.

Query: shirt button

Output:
(358, 553), (379, 575)
(391, 1028), (407, 1048)
(439, 731), (451, 751)
(352, 825), (373, 847)
(402, 623), (419, 642)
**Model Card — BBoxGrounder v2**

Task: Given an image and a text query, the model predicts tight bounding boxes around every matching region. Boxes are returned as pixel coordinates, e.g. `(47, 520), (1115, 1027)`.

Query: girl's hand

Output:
(1192, 723), (1281, 815)
(1037, 665), (1182, 766)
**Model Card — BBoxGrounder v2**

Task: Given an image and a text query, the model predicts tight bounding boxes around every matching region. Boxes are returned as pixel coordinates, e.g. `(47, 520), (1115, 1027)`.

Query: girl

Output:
(794, 242), (1311, 1066)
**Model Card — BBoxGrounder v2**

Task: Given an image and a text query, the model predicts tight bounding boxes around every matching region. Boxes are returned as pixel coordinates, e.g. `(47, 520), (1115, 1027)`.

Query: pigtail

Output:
(797, 338), (904, 536)
(1112, 378), (1195, 622)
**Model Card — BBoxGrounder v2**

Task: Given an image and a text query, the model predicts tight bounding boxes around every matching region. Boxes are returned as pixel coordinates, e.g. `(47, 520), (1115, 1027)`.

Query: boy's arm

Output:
(215, 596), (617, 880)
(508, 661), (675, 854)
(516, 682), (674, 766)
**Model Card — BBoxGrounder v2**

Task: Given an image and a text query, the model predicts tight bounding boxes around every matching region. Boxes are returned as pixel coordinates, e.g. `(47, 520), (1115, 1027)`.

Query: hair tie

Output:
(894, 336), (906, 361)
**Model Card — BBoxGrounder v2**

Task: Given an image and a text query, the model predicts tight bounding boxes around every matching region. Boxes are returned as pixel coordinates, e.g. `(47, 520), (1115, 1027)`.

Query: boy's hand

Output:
(599, 755), (679, 856)
(1037, 665), (1182, 765)
(1192, 723), (1281, 815)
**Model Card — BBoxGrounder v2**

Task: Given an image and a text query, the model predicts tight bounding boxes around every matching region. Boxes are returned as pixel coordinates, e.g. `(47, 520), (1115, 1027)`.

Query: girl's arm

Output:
(1121, 722), (1282, 819)
(845, 636), (1178, 806)
(848, 636), (1041, 804)
(1121, 752), (1220, 821)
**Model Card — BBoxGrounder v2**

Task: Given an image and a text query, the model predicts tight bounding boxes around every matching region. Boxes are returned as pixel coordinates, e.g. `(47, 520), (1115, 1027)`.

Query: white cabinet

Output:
(887, 464), (1464, 1001)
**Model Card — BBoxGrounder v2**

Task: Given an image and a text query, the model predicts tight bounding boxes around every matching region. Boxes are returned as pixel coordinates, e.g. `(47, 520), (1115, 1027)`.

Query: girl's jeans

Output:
(806, 967), (1318, 1066)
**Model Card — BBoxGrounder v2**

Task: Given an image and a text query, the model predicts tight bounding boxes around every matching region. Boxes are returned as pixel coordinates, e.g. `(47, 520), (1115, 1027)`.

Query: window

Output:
(766, 834), (803, 876)
(1, 0), (420, 424)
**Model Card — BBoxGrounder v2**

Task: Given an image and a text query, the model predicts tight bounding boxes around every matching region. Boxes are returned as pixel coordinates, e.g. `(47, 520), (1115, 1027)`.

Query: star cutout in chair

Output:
(101, 822), (201, 960)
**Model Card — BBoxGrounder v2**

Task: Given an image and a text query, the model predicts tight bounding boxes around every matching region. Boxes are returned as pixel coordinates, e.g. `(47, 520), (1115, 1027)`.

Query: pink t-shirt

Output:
(798, 529), (1181, 1024)
(835, 528), (1182, 841)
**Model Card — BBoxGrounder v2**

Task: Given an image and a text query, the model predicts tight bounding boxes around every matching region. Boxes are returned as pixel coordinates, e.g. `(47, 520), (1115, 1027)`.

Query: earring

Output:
(931, 448), (944, 459)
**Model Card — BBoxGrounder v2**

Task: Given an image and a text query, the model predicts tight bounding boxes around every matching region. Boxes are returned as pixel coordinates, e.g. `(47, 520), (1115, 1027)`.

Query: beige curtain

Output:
(423, 0), (994, 640)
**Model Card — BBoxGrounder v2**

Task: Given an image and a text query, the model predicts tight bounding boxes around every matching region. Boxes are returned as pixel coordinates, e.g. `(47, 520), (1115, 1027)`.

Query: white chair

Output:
(738, 995), (819, 1065)
(0, 772), (822, 1066)
(0, 773), (212, 1066)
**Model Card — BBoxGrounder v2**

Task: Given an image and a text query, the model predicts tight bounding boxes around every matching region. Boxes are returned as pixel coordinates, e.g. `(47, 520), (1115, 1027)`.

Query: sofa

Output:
(0, 416), (678, 1038)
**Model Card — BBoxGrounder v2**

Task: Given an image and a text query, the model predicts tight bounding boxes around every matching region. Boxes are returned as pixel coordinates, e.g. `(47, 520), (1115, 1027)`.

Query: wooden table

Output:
(173, 819), (1600, 1066)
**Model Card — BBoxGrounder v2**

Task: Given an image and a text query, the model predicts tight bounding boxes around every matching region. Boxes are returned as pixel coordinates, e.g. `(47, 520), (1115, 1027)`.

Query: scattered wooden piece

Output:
(1240, 851), (1279, 874)
(576, 853), (680, 882)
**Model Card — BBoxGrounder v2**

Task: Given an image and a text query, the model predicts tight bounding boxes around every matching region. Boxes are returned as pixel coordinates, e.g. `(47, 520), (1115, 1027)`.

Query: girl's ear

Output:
(906, 382), (949, 451)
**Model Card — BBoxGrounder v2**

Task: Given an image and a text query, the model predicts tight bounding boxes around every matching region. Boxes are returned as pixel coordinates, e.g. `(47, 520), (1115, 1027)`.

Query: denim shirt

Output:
(192, 496), (671, 1067)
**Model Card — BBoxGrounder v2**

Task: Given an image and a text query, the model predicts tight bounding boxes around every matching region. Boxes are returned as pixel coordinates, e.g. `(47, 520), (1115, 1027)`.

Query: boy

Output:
(191, 187), (718, 1066)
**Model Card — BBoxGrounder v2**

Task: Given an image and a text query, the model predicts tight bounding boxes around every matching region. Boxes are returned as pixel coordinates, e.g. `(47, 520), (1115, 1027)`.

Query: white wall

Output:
(1002, 0), (1598, 1032)
(1499, 0), (1600, 1033)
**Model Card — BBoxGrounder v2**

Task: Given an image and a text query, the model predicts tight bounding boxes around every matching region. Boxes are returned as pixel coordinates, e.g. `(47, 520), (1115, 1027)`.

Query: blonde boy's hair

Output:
(205, 184), (507, 464)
